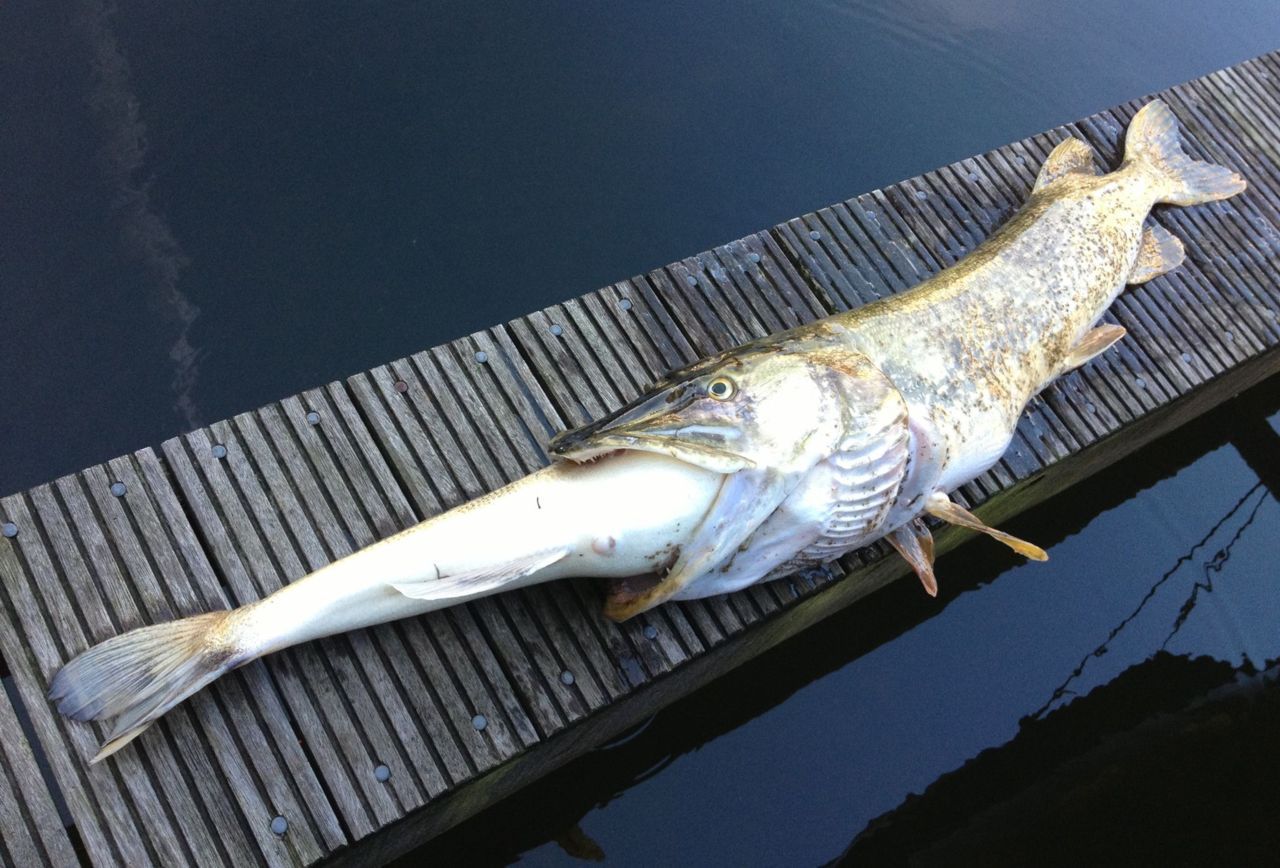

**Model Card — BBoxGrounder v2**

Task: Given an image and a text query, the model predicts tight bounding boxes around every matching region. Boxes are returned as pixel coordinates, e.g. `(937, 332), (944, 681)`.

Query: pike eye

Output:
(707, 376), (736, 400)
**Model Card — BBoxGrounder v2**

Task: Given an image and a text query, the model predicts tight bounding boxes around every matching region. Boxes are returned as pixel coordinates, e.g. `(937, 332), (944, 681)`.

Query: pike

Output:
(50, 100), (1245, 762)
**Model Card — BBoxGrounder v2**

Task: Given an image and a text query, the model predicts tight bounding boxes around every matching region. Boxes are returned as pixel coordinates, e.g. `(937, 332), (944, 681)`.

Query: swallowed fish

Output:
(49, 100), (1245, 761)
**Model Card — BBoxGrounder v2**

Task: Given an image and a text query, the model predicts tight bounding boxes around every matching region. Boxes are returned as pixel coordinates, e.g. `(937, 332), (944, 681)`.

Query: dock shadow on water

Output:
(417, 375), (1280, 866)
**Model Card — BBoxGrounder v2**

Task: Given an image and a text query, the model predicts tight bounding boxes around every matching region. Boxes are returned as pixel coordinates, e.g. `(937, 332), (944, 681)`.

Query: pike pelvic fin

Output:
(925, 492), (1048, 562)
(1033, 138), (1099, 192)
(1060, 323), (1127, 374)
(1125, 99), (1246, 205)
(48, 611), (239, 763)
(888, 519), (938, 596)
(390, 547), (569, 601)
(1128, 222), (1185, 284)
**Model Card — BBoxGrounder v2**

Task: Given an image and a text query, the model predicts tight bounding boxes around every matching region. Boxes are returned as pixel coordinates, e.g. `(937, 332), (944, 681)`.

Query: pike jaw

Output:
(549, 339), (866, 475)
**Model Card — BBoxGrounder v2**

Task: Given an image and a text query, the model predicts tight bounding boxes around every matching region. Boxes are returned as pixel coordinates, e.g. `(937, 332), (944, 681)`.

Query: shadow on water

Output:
(832, 653), (1280, 866)
(417, 376), (1280, 865)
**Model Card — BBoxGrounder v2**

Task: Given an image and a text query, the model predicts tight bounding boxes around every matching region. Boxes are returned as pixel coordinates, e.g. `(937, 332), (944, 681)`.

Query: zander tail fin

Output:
(1125, 99), (1246, 205)
(49, 610), (240, 763)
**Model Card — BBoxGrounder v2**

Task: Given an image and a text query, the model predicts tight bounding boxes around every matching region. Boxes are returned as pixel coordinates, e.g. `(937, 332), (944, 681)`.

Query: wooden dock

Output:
(3, 51), (1280, 867)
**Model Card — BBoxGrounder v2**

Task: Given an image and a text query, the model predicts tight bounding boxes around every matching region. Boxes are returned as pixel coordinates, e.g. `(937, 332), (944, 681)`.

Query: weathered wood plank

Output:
(0, 681), (79, 867)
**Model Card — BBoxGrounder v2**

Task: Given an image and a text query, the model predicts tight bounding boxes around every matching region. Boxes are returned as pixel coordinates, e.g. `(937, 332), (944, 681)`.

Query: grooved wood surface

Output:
(2, 52), (1279, 866)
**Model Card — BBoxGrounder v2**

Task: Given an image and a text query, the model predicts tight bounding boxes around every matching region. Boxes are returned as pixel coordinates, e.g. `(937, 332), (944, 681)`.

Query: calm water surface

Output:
(2, 1), (1279, 864)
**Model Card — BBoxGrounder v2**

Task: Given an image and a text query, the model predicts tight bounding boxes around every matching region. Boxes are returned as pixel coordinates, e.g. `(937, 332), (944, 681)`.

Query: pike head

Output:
(548, 330), (908, 618)
(550, 332), (902, 474)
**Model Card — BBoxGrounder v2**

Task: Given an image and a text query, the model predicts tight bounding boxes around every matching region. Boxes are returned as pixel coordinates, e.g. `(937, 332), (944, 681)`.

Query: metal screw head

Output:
(270, 816), (288, 836)
(1224, 331), (1234, 342)
(306, 411), (321, 425)
(374, 764), (391, 782)
(968, 172), (979, 182)
(211, 443), (228, 459)
(472, 714), (487, 731)
(393, 380), (409, 393)
(808, 230), (821, 240)
(474, 350), (488, 363)
(549, 324), (563, 336)
(684, 274), (697, 286)
(559, 670), (575, 686)
(915, 190), (927, 200)
(110, 482), (127, 497)
(2, 522), (16, 538)
(1181, 352), (1193, 364)
(748, 252), (761, 264)
(618, 297), (633, 311)
(1134, 377), (1147, 390)
(643, 624), (658, 640)
(1086, 402), (1097, 414)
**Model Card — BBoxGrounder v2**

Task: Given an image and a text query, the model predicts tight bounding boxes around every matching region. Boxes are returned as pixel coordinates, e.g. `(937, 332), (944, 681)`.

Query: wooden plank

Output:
(2, 49), (1279, 868)
(0, 449), (345, 867)
(0, 681), (79, 867)
(162, 429), (390, 841)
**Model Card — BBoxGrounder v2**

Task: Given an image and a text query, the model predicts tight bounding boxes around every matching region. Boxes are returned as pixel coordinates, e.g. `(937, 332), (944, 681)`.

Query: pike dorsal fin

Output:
(1033, 138), (1099, 192)
(1128, 222), (1185, 284)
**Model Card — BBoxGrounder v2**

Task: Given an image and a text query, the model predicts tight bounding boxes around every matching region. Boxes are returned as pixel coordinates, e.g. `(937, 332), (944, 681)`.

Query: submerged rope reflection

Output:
(1161, 486), (1269, 649)
(1031, 480), (1267, 720)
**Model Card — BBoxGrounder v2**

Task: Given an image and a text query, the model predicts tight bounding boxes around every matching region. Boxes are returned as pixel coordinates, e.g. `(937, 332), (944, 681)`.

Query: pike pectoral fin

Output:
(390, 547), (569, 601)
(1128, 223), (1185, 284)
(888, 519), (937, 596)
(603, 470), (789, 621)
(1060, 324), (1126, 374)
(925, 493), (1048, 562)
(1032, 138), (1098, 192)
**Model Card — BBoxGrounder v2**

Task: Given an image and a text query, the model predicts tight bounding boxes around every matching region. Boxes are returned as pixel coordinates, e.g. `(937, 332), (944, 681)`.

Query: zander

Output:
(50, 100), (1245, 761)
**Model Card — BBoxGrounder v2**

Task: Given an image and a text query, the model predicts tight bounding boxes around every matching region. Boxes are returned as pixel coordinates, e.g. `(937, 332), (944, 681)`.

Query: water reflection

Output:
(419, 377), (1279, 866)
(835, 654), (1280, 866)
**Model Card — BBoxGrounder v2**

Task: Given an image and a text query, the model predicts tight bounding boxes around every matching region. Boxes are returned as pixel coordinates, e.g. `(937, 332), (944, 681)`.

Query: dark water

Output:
(3, 1), (1279, 865)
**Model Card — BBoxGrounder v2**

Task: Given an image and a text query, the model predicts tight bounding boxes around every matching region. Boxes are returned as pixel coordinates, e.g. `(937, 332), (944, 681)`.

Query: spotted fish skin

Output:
(826, 100), (1245, 503)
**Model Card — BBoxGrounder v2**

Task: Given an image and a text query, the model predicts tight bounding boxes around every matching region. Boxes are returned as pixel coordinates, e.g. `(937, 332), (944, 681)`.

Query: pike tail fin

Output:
(1125, 99), (1246, 205)
(49, 611), (241, 763)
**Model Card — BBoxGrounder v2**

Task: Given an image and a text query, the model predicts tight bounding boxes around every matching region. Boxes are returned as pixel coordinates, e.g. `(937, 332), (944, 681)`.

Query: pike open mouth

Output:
(564, 447), (623, 464)
(552, 432), (755, 474)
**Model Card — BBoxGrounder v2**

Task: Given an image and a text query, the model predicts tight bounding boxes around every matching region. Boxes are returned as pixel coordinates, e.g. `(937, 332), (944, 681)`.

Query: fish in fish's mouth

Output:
(546, 336), (926, 618)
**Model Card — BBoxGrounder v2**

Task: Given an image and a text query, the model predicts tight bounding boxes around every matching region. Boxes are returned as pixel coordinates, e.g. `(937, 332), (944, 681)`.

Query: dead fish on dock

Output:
(50, 100), (1245, 762)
